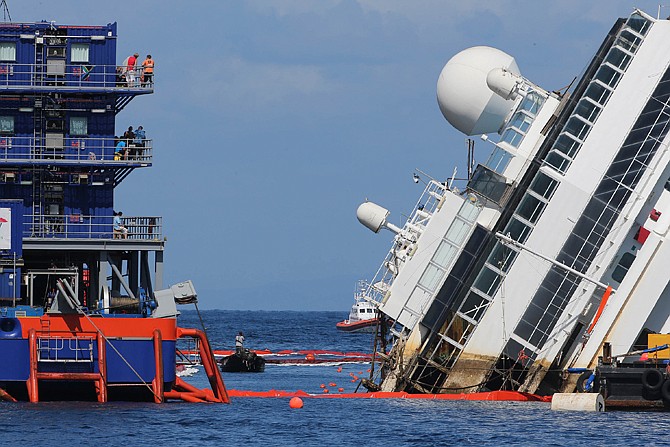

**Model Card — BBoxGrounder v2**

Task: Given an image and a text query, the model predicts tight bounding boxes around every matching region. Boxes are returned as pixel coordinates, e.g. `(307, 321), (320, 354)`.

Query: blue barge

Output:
(0, 20), (226, 402)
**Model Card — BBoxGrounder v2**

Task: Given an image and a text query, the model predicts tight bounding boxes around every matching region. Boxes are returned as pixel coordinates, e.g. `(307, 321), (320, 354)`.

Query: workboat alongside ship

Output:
(336, 282), (380, 332)
(0, 20), (226, 403)
(353, 8), (670, 406)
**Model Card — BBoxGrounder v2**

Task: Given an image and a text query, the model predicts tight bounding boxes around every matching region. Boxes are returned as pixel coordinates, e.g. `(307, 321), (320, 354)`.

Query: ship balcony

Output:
(24, 214), (162, 242)
(0, 63), (154, 94)
(0, 137), (153, 167)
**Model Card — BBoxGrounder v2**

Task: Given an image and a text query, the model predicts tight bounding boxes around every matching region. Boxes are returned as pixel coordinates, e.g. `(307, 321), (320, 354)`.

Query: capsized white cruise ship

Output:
(354, 9), (670, 395)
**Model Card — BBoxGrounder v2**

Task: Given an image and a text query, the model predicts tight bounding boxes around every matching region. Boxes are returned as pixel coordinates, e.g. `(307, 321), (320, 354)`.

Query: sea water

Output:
(2, 310), (670, 447)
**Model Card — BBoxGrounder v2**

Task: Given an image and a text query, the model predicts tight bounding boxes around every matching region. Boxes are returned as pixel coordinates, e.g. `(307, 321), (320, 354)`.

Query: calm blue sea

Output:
(3, 310), (670, 446)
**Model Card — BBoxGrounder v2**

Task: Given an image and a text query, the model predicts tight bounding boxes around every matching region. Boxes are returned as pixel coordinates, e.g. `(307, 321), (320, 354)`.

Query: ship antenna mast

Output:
(0, 0), (11, 23)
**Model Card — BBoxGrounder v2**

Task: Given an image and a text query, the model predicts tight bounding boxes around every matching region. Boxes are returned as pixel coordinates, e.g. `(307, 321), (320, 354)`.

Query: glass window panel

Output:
(473, 266), (501, 297)
(488, 243), (518, 273)
(605, 47), (632, 72)
(564, 116), (591, 141)
(519, 91), (545, 115)
(70, 43), (89, 63)
(510, 112), (532, 133)
(553, 134), (581, 158)
(457, 200), (479, 222)
(419, 263), (444, 292)
(516, 193), (546, 224)
(529, 171), (558, 199)
(485, 147), (513, 173)
(595, 64), (622, 88)
(501, 128), (523, 147)
(545, 151), (570, 173)
(445, 219), (470, 245)
(616, 29), (642, 53)
(461, 292), (490, 321)
(626, 12), (651, 36)
(433, 241), (458, 268)
(574, 98), (601, 124)
(0, 42), (15, 61)
(584, 81), (612, 105)
(504, 217), (531, 244)
(0, 116), (14, 133)
(70, 116), (87, 136)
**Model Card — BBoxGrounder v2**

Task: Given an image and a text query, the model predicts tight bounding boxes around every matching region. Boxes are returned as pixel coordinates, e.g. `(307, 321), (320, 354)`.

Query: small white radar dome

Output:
(437, 46), (520, 136)
(356, 201), (390, 233)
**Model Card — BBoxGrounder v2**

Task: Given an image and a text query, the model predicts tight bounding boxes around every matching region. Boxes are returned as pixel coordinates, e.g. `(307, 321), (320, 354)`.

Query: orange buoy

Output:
(320, 383), (326, 388)
(338, 388), (344, 392)
(323, 388), (329, 393)
(366, 369), (371, 373)
(329, 382), (337, 387)
(306, 353), (316, 361)
(351, 379), (357, 382)
(289, 397), (304, 409)
(337, 367), (343, 373)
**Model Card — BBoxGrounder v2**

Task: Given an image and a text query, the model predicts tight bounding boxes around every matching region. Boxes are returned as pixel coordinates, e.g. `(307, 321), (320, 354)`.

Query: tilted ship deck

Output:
(354, 8), (670, 400)
(0, 21), (226, 402)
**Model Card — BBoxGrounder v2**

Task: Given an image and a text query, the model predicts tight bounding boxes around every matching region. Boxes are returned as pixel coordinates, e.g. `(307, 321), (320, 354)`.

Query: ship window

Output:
(509, 112), (532, 133)
(445, 219), (470, 246)
(504, 217), (531, 244)
(488, 243), (518, 273)
(0, 116), (14, 134)
(615, 29), (642, 54)
(473, 266), (501, 297)
(0, 42), (15, 62)
(574, 98), (601, 124)
(605, 47), (632, 72)
(564, 116), (590, 141)
(501, 128), (523, 147)
(584, 81), (612, 106)
(485, 146), (513, 173)
(545, 151), (570, 173)
(457, 200), (479, 222)
(70, 117), (88, 136)
(419, 263), (444, 292)
(612, 252), (636, 283)
(516, 193), (546, 224)
(71, 43), (89, 63)
(433, 241), (458, 268)
(467, 165), (510, 204)
(625, 12), (651, 36)
(554, 134), (581, 158)
(595, 64), (622, 89)
(519, 91), (545, 115)
(529, 171), (558, 199)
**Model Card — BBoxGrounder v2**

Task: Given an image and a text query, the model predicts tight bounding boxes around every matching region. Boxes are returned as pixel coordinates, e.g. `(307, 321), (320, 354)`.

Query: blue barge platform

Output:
(0, 20), (226, 403)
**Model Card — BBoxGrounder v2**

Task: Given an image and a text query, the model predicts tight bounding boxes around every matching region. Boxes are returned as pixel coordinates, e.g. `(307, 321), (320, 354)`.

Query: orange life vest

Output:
(142, 59), (154, 73)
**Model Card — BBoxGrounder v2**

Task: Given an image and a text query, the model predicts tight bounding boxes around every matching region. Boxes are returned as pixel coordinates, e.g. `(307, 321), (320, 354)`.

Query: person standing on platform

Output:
(235, 331), (245, 355)
(126, 52), (139, 86)
(142, 55), (154, 86)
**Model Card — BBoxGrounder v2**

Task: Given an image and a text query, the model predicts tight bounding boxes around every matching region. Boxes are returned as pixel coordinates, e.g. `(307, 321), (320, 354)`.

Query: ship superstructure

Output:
(357, 9), (670, 395)
(0, 21), (226, 402)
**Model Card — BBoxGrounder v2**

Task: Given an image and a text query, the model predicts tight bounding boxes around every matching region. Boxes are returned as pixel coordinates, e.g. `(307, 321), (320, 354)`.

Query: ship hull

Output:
(336, 318), (379, 332)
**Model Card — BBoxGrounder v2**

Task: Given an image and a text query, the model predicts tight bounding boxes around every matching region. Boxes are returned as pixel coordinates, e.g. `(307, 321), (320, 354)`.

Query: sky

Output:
(7, 0), (667, 311)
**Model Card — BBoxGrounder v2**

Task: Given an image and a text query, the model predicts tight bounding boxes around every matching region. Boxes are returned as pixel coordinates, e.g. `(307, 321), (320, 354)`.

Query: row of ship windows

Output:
(545, 19), (648, 174)
(0, 115), (89, 135)
(0, 42), (92, 63)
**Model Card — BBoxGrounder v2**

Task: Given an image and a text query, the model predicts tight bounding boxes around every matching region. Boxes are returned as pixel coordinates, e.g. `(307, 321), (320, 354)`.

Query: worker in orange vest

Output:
(142, 54), (154, 87)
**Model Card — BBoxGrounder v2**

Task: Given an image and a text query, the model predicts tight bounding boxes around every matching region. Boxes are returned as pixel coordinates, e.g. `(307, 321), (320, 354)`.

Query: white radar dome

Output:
(437, 46), (520, 136)
(357, 201), (390, 233)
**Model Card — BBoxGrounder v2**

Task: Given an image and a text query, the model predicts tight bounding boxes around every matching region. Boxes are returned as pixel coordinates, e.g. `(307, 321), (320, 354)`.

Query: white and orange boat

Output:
(336, 297), (379, 332)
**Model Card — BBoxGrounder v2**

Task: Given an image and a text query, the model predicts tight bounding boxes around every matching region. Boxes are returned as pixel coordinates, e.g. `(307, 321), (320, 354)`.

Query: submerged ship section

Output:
(358, 10), (670, 396)
(0, 22), (226, 402)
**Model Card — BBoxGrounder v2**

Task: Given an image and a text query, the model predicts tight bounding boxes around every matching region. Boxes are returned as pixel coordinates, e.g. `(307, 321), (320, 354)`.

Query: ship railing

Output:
(0, 137), (153, 164)
(357, 179), (449, 308)
(0, 63), (154, 90)
(37, 335), (95, 362)
(23, 214), (163, 240)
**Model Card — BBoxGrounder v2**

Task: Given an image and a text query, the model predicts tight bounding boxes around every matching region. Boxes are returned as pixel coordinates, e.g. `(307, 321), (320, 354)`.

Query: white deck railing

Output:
(0, 63), (154, 90)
